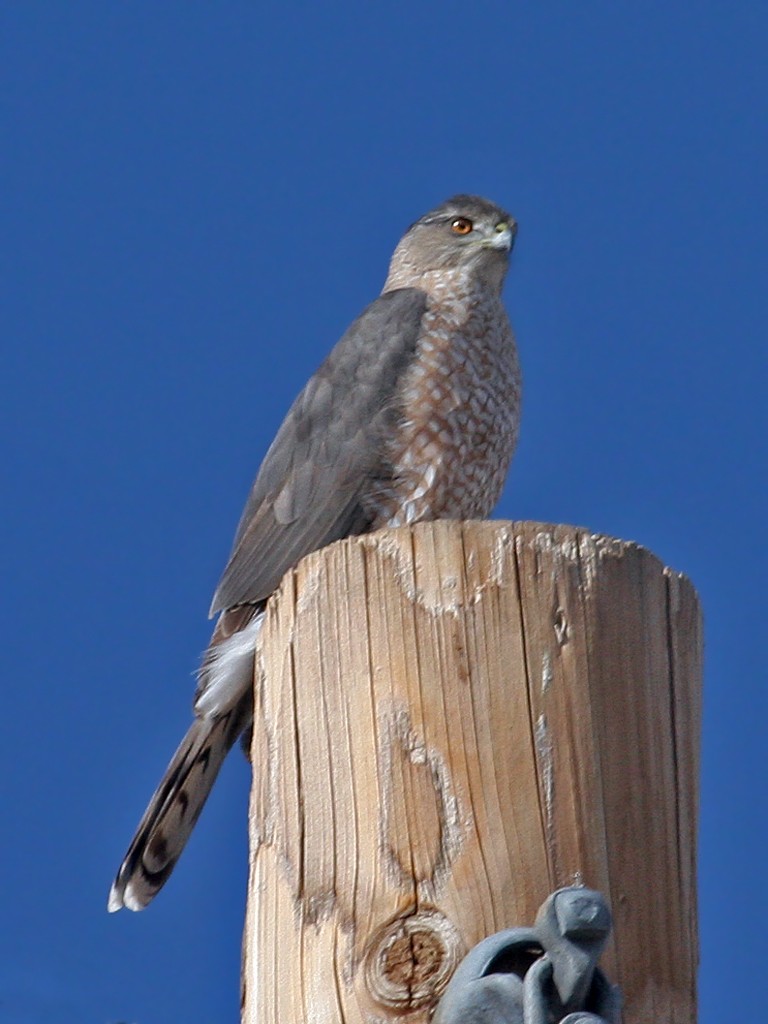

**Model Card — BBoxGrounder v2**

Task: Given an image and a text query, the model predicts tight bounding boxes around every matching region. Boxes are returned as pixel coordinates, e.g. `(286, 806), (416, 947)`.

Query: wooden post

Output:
(242, 521), (701, 1024)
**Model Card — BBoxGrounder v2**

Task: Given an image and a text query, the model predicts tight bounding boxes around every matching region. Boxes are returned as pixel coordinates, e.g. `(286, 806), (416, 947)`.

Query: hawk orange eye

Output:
(451, 217), (473, 235)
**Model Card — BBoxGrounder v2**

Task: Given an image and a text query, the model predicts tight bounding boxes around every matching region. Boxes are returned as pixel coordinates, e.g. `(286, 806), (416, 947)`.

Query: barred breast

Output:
(366, 287), (521, 528)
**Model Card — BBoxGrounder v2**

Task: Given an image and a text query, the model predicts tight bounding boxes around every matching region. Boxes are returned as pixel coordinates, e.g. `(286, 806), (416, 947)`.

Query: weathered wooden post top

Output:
(242, 520), (701, 1024)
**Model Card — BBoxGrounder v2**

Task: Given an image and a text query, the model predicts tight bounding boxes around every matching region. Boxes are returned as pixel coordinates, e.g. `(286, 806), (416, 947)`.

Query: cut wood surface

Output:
(241, 521), (702, 1024)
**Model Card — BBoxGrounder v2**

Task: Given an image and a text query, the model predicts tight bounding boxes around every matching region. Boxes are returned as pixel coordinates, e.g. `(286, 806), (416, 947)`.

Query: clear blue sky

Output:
(2, 3), (765, 1021)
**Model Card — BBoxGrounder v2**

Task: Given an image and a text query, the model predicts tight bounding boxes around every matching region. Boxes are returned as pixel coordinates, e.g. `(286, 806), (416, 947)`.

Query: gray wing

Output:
(209, 287), (428, 615)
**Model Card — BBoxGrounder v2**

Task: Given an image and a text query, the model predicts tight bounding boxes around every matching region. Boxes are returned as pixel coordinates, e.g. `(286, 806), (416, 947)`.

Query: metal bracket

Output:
(433, 887), (621, 1024)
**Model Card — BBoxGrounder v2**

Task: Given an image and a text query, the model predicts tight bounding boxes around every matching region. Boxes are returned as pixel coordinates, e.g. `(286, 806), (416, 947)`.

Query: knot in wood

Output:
(363, 910), (462, 1010)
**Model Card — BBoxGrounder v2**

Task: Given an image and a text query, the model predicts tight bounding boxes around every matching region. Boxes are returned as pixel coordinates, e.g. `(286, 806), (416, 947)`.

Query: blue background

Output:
(2, 3), (765, 1021)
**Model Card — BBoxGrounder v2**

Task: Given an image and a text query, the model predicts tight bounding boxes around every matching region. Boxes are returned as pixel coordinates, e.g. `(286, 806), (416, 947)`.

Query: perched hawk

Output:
(109, 195), (521, 911)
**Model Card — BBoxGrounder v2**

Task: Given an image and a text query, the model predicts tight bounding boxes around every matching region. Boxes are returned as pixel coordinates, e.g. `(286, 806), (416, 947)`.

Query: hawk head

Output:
(386, 194), (517, 292)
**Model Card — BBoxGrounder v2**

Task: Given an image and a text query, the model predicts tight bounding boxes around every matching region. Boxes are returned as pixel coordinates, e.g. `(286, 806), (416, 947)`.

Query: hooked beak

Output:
(485, 220), (517, 253)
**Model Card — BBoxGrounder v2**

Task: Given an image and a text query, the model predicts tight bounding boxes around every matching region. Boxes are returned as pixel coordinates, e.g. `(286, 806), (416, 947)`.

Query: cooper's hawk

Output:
(109, 194), (521, 912)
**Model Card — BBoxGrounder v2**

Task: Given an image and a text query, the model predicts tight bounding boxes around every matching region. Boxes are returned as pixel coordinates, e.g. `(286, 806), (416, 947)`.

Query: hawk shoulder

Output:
(209, 287), (428, 614)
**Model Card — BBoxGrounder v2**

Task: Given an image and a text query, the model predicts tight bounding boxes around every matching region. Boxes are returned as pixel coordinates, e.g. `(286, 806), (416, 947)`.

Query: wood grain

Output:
(241, 521), (701, 1024)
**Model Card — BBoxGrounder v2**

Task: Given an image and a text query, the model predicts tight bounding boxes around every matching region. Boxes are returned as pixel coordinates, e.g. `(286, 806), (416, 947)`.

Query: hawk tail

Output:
(108, 694), (252, 912)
